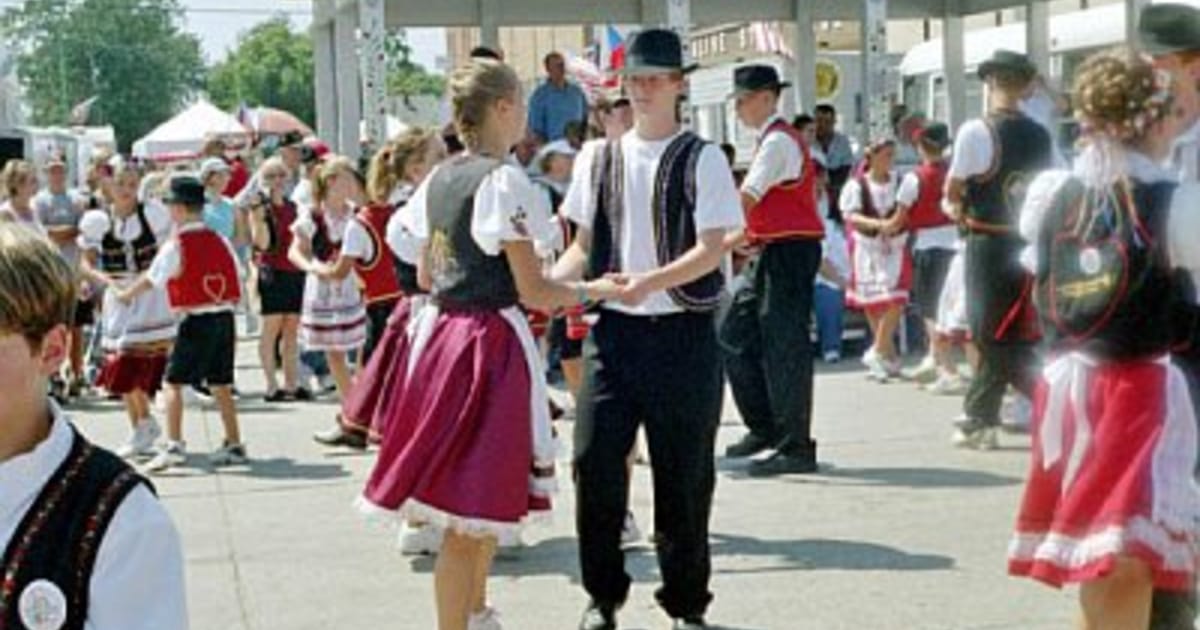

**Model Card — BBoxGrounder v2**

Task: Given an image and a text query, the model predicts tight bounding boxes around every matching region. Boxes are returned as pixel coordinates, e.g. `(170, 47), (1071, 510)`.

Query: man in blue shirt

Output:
(527, 51), (589, 142)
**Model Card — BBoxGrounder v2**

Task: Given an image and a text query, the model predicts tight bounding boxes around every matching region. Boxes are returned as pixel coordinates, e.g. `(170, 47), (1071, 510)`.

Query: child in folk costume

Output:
(247, 157), (309, 401)
(116, 176), (247, 473)
(893, 123), (964, 392)
(1008, 51), (1200, 628)
(312, 128), (446, 451)
(78, 165), (176, 459)
(288, 156), (368, 403)
(356, 59), (621, 630)
(840, 139), (911, 382)
(0, 224), (187, 630)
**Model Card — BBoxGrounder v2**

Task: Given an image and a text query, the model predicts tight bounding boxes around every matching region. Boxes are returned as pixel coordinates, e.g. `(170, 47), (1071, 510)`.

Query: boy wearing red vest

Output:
(720, 64), (825, 476)
(894, 123), (962, 391)
(118, 175), (245, 473)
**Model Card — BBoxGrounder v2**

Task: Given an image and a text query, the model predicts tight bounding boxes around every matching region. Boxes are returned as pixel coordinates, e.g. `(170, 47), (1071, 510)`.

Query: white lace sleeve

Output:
(470, 164), (552, 256)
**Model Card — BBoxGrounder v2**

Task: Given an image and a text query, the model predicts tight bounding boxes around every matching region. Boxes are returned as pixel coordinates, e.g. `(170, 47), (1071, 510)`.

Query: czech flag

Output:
(605, 25), (624, 87)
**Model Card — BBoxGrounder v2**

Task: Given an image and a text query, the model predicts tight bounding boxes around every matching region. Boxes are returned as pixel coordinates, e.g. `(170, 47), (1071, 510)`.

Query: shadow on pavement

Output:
(810, 466), (1020, 488)
(710, 532), (955, 573)
(216, 457), (351, 481)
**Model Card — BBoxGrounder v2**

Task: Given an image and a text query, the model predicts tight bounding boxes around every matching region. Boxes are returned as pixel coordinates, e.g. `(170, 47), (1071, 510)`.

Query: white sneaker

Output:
(468, 607), (503, 630)
(209, 442), (249, 467)
(860, 347), (877, 368)
(952, 424), (999, 451)
(182, 387), (211, 408)
(823, 350), (842, 364)
(397, 523), (443, 556)
(144, 441), (187, 473)
(115, 416), (161, 459)
(621, 511), (642, 547)
(901, 356), (938, 382)
(926, 373), (968, 396)
(863, 351), (889, 382)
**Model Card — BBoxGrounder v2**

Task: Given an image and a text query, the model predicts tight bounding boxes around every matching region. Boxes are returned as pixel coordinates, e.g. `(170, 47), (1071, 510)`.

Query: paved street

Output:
(68, 338), (1075, 630)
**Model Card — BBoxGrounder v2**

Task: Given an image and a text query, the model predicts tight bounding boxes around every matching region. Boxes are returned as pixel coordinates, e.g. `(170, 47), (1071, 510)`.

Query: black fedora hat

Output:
(618, 28), (698, 76)
(918, 122), (951, 149)
(977, 49), (1037, 80)
(1140, 3), (1200, 55)
(162, 174), (206, 207)
(729, 64), (791, 98)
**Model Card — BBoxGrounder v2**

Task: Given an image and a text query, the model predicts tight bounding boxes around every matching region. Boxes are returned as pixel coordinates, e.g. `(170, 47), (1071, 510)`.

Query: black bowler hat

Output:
(618, 28), (697, 76)
(1140, 3), (1200, 55)
(977, 49), (1037, 80)
(730, 64), (791, 98)
(918, 122), (951, 149)
(278, 130), (305, 148)
(163, 175), (206, 207)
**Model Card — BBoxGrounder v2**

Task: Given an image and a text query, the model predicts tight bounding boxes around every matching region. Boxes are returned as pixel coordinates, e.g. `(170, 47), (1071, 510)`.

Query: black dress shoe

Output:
(293, 387), (315, 401)
(724, 433), (774, 458)
(673, 617), (707, 630)
(578, 603), (617, 630)
(747, 451), (819, 477)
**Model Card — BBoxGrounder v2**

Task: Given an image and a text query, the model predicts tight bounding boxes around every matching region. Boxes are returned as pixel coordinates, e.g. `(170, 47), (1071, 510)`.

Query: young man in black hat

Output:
(552, 28), (744, 630)
(944, 50), (1052, 449)
(720, 64), (825, 475)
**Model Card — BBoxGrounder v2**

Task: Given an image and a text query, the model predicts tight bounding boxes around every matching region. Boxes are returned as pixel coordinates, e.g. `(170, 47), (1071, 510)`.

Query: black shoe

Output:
(747, 451), (819, 477)
(313, 423), (367, 449)
(724, 433), (774, 458)
(578, 603), (617, 630)
(264, 389), (293, 402)
(293, 387), (314, 401)
(673, 617), (707, 630)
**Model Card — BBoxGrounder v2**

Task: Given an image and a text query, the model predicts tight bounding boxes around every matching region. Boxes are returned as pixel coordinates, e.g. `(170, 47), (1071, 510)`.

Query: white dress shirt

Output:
(741, 115), (804, 202)
(0, 402), (188, 630)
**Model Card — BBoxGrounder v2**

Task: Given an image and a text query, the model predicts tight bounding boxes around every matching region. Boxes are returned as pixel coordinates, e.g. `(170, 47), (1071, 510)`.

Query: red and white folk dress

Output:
(839, 172), (912, 312)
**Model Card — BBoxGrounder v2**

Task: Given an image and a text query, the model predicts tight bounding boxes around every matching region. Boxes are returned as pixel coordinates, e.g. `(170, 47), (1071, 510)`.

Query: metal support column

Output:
(794, 0), (818, 114)
(860, 0), (889, 141)
(358, 0), (387, 153)
(312, 17), (338, 145)
(333, 4), (362, 160)
(1127, 0), (1151, 51)
(1026, 1), (1050, 78)
(479, 0), (499, 50)
(943, 11), (967, 131)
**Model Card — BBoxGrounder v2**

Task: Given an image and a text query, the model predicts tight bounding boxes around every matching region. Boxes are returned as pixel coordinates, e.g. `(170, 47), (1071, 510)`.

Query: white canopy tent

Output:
(132, 100), (250, 161)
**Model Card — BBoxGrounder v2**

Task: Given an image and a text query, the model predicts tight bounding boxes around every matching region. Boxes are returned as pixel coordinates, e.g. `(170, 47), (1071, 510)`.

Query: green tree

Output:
(207, 17), (314, 128)
(3, 0), (205, 150)
(385, 30), (444, 101)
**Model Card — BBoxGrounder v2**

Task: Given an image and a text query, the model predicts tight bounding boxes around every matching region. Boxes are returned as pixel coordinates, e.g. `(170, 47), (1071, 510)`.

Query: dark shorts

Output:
(258, 267), (305, 315)
(167, 311), (236, 386)
(549, 316), (583, 361)
(363, 299), (398, 363)
(912, 247), (956, 321)
(72, 298), (96, 327)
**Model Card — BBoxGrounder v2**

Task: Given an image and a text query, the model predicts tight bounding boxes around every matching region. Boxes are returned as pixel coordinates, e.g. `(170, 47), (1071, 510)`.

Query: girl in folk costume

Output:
(312, 128), (446, 452)
(288, 156), (369, 404)
(1008, 51), (1200, 628)
(248, 157), (308, 401)
(840, 139), (911, 382)
(0, 160), (47, 237)
(78, 165), (177, 458)
(356, 59), (621, 630)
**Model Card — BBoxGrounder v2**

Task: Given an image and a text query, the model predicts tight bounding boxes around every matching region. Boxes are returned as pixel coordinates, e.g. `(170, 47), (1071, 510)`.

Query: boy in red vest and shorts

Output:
(117, 175), (246, 473)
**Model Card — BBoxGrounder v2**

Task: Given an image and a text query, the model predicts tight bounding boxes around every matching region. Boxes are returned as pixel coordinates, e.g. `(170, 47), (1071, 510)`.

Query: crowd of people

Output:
(8, 5), (1200, 629)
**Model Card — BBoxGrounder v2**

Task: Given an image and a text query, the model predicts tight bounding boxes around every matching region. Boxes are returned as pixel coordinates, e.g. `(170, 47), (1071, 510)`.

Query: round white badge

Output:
(1079, 247), (1102, 276)
(18, 579), (67, 630)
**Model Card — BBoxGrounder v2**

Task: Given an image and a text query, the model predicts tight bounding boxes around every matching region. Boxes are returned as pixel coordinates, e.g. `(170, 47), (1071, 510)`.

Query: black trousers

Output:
(574, 310), (722, 619)
(718, 239), (822, 453)
(963, 340), (1038, 426)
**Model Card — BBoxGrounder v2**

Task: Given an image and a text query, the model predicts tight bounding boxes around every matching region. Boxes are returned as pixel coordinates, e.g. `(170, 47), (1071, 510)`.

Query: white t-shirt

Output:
(742, 116), (804, 201)
(564, 130), (745, 316)
(896, 171), (958, 251)
(1170, 182), (1200, 303)
(405, 161), (556, 262)
(839, 173), (899, 219)
(147, 222), (242, 313)
(817, 218), (850, 290)
(948, 119), (994, 181)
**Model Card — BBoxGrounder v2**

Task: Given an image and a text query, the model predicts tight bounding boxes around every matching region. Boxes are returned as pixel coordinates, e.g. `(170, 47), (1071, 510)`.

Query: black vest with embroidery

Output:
(965, 111), (1053, 228)
(425, 155), (519, 310)
(0, 429), (150, 630)
(1034, 177), (1178, 360)
(98, 205), (157, 274)
(586, 132), (724, 312)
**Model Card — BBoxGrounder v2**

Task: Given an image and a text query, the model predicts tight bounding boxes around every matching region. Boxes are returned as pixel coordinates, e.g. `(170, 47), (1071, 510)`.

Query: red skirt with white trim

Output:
(846, 230), (911, 313)
(1008, 360), (1200, 591)
(95, 348), (169, 395)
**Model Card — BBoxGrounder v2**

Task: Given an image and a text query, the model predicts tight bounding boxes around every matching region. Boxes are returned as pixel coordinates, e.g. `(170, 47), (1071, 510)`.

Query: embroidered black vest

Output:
(1035, 176), (1180, 360)
(425, 155), (519, 310)
(586, 132), (724, 312)
(0, 429), (150, 630)
(965, 111), (1053, 229)
(98, 205), (157, 274)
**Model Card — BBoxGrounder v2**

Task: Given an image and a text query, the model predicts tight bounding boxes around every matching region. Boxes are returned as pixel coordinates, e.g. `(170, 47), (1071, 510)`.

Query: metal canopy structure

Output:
(311, 0), (1151, 159)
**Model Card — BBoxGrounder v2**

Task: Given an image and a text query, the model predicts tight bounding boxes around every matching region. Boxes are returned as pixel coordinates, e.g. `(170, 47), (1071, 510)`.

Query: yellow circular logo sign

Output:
(816, 60), (841, 100)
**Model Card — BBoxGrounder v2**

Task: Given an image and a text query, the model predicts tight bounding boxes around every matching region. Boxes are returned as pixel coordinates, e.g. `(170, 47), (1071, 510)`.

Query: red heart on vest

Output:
(202, 274), (229, 303)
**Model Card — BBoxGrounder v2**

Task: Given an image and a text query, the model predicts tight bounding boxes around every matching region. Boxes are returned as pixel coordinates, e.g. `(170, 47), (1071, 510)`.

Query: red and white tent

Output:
(132, 100), (250, 161)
